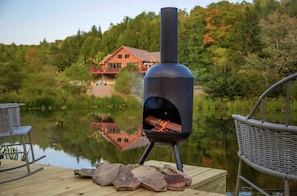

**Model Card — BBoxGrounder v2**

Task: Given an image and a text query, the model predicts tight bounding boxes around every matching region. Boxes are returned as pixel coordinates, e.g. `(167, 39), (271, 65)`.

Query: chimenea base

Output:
(138, 142), (184, 172)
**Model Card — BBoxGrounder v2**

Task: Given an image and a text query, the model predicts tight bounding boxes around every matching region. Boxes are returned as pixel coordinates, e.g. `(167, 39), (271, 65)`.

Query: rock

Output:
(112, 165), (141, 191)
(132, 165), (167, 192)
(164, 174), (186, 191)
(92, 163), (123, 186)
(92, 163), (140, 191)
(162, 164), (192, 186)
(95, 162), (104, 168)
(76, 163), (191, 193)
(74, 168), (95, 178)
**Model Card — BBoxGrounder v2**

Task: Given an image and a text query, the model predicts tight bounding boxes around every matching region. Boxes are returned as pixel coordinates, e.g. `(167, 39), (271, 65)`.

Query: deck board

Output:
(0, 159), (226, 196)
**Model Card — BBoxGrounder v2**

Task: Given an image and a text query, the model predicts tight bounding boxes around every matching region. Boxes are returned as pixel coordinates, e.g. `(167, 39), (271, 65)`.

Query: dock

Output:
(0, 159), (227, 196)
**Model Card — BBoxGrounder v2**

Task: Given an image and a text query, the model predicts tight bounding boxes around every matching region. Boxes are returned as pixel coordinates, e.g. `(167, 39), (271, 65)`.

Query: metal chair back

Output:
(232, 72), (297, 196)
(0, 103), (45, 184)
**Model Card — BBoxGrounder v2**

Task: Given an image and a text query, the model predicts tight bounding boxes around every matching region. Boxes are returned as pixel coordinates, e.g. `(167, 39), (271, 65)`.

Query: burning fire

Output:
(156, 119), (171, 132)
(145, 116), (182, 133)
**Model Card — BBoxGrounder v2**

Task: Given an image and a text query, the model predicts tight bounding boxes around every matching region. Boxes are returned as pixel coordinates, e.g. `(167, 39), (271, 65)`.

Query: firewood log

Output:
(145, 116), (182, 132)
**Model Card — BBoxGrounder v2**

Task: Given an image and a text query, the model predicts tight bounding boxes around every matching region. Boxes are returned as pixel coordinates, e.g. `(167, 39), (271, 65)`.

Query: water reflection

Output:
(32, 145), (95, 169)
(16, 110), (296, 194)
(90, 115), (148, 151)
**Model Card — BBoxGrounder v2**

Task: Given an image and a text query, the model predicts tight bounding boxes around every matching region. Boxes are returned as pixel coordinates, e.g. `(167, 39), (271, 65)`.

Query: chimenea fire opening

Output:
(144, 97), (181, 132)
(138, 7), (194, 172)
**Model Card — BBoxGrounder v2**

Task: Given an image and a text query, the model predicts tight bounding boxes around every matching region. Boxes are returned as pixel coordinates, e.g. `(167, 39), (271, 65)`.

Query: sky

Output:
(0, 0), (251, 45)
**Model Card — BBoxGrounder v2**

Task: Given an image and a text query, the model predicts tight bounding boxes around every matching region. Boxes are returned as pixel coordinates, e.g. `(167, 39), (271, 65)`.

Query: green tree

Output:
(259, 11), (297, 77)
(56, 31), (84, 71)
(182, 6), (208, 85)
(253, 0), (280, 18)
(22, 69), (57, 96)
(0, 44), (27, 93)
(0, 61), (24, 93)
(47, 43), (59, 66)
(64, 56), (92, 81)
(280, 0), (297, 17)
(239, 11), (297, 96)
(114, 63), (143, 96)
(138, 12), (160, 52)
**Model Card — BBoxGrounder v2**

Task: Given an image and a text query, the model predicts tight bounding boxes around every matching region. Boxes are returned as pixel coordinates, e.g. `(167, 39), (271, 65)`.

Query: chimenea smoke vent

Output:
(138, 7), (194, 171)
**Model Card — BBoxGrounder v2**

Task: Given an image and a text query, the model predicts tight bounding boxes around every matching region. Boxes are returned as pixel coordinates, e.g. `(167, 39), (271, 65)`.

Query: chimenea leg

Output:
(173, 144), (183, 172)
(138, 142), (155, 164)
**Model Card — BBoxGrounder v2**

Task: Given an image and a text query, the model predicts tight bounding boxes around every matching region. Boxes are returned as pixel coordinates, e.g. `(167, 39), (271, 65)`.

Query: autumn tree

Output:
(202, 2), (247, 98)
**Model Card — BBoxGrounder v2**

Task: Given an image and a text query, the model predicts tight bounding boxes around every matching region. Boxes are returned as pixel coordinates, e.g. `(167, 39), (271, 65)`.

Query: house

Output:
(90, 46), (160, 77)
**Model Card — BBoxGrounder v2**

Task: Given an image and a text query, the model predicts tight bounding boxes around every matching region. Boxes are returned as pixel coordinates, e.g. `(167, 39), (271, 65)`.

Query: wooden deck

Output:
(0, 159), (227, 196)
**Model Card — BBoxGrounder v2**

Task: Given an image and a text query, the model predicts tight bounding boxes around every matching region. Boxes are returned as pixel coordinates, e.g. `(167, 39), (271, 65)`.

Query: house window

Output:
(143, 63), (153, 69)
(118, 54), (122, 59)
(125, 54), (129, 58)
(107, 127), (121, 133)
(108, 63), (121, 69)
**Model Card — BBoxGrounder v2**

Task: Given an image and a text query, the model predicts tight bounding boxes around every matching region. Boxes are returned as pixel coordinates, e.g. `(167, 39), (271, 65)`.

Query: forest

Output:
(0, 0), (297, 105)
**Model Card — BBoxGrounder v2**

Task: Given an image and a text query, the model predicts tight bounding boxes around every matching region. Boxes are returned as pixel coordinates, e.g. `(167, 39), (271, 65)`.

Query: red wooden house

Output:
(90, 46), (160, 76)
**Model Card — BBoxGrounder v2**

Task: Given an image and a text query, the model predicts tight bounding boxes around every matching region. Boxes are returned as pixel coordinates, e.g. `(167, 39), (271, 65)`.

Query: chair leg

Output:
(284, 177), (289, 196)
(25, 130), (46, 166)
(21, 134), (31, 174)
(28, 132), (35, 161)
(235, 158), (242, 196)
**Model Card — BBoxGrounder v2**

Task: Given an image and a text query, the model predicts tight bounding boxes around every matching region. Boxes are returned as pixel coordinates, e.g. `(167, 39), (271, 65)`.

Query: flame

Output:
(145, 116), (181, 133)
(157, 119), (170, 132)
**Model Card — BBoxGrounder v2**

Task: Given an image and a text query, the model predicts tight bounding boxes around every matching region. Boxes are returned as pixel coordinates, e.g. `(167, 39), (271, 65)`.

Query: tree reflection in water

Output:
(18, 110), (296, 194)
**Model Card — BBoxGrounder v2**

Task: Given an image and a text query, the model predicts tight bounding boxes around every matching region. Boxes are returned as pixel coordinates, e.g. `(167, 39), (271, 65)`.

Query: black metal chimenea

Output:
(138, 7), (194, 171)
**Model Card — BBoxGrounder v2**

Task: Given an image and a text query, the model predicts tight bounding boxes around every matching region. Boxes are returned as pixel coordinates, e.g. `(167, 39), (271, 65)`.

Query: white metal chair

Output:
(233, 73), (297, 196)
(0, 103), (45, 184)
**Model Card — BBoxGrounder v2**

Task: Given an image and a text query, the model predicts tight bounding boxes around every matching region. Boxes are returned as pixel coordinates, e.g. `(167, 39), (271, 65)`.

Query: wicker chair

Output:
(0, 103), (45, 184)
(232, 73), (297, 196)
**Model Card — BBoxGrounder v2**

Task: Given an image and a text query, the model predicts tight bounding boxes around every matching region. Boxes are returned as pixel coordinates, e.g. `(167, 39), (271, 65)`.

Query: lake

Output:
(4, 109), (296, 195)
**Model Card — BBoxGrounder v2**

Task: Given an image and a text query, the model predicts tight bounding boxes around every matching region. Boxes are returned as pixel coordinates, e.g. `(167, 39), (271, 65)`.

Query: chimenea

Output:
(138, 7), (194, 171)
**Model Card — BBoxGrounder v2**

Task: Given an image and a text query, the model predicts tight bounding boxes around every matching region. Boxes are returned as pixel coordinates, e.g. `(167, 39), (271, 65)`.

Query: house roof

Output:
(100, 54), (112, 64)
(149, 52), (161, 62)
(100, 46), (160, 64)
(123, 46), (160, 62)
(97, 129), (149, 151)
(121, 136), (149, 151)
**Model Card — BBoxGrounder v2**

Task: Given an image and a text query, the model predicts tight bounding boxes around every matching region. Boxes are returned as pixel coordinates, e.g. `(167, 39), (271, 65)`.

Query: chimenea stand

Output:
(138, 7), (194, 172)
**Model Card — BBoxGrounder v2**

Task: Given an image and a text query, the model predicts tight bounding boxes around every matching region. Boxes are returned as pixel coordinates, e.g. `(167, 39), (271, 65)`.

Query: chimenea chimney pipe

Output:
(160, 7), (178, 64)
